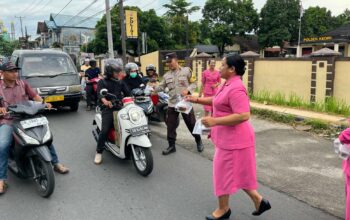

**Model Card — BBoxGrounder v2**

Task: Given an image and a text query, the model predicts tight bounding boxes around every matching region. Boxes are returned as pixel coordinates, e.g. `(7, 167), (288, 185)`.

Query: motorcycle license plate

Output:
(129, 125), (150, 136)
(45, 95), (64, 103)
(20, 117), (48, 129)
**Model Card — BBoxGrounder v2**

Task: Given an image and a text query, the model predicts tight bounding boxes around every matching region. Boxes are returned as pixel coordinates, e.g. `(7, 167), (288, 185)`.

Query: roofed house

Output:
(297, 23), (350, 57)
(37, 13), (99, 54)
(194, 45), (220, 57)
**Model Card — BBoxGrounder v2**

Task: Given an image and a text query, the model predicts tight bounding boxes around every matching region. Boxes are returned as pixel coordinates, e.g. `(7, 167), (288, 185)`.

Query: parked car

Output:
(11, 50), (82, 111)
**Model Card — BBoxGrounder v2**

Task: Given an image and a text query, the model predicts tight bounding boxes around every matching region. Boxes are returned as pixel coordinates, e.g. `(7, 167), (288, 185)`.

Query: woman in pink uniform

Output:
(199, 60), (221, 116)
(339, 119), (350, 220)
(187, 54), (271, 220)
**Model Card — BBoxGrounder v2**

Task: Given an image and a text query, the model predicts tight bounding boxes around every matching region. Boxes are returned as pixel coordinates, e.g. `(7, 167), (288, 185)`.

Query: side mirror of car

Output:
(100, 89), (108, 96)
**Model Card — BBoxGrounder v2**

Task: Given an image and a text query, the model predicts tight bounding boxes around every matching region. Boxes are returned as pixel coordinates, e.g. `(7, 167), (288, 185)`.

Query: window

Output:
(21, 54), (76, 77)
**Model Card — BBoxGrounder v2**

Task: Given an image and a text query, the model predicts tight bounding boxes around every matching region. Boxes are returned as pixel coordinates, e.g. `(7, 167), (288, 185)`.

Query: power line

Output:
(19, 0), (40, 14)
(32, 0), (54, 14)
(62, 0), (98, 26)
(138, 0), (157, 10)
(71, 9), (106, 27)
(71, 0), (118, 27)
(53, 0), (74, 19)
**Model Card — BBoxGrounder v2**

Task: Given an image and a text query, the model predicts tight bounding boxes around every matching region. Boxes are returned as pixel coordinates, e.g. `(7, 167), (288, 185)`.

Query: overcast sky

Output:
(1, 0), (349, 40)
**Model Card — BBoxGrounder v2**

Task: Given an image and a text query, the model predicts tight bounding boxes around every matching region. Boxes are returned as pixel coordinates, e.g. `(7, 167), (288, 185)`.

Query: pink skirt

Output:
(346, 175), (350, 220)
(213, 146), (258, 197)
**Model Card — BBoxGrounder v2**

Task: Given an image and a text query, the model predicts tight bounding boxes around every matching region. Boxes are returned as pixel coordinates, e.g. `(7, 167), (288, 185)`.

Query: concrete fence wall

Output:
(138, 51), (349, 106)
(191, 56), (350, 106)
(334, 60), (350, 105)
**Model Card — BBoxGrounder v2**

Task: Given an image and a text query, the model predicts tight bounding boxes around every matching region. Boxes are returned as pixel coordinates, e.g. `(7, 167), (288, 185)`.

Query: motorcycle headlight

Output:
(42, 126), (52, 143)
(17, 129), (40, 145)
(128, 108), (142, 125)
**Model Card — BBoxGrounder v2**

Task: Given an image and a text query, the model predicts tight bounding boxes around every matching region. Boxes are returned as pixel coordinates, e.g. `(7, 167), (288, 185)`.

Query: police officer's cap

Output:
(165, 52), (177, 62)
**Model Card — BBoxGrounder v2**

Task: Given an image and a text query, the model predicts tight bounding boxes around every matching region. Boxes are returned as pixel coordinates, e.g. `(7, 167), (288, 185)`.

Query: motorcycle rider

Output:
(123, 62), (145, 92)
(85, 59), (101, 111)
(143, 64), (159, 84)
(94, 60), (131, 165)
(0, 62), (69, 195)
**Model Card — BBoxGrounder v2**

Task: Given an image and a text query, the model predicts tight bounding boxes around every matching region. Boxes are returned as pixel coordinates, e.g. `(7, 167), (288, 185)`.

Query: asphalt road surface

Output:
(0, 104), (342, 220)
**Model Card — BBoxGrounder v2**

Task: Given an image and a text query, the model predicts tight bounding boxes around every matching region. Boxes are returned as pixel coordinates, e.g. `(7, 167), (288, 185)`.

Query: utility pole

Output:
(15, 16), (25, 37)
(105, 0), (114, 58)
(297, 1), (303, 57)
(185, 14), (190, 58)
(119, 0), (127, 64)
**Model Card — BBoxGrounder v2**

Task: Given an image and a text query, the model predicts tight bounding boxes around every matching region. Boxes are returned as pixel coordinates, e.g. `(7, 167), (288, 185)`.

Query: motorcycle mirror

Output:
(100, 89), (108, 96)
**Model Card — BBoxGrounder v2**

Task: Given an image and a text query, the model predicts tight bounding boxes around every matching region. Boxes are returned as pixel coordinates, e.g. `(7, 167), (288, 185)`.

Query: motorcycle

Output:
(92, 89), (154, 176)
(149, 91), (169, 123)
(132, 84), (154, 117)
(133, 84), (169, 123)
(0, 98), (55, 198)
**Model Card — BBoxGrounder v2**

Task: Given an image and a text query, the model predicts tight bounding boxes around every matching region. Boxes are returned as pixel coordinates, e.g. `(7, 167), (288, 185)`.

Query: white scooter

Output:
(92, 89), (153, 176)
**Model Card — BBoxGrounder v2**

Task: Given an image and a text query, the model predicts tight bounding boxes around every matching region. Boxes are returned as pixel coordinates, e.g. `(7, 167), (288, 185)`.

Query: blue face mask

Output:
(130, 72), (138, 78)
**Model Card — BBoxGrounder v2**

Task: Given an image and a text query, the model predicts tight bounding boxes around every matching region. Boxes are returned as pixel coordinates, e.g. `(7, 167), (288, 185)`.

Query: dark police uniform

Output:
(156, 53), (202, 151)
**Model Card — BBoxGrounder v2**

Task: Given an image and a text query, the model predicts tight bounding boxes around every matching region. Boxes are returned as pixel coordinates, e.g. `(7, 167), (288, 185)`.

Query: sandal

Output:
(0, 182), (8, 195)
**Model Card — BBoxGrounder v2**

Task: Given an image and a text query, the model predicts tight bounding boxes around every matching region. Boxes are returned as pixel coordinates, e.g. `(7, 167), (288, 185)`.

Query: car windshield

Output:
(21, 54), (76, 77)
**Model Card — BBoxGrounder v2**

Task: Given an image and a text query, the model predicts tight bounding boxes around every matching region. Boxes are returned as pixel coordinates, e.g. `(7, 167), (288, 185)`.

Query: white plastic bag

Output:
(334, 138), (350, 160)
(175, 98), (193, 114)
(192, 118), (211, 135)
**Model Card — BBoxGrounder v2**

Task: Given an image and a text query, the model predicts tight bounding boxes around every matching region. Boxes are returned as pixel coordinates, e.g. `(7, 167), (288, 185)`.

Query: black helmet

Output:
(124, 62), (139, 75)
(104, 59), (123, 79)
(146, 64), (156, 72)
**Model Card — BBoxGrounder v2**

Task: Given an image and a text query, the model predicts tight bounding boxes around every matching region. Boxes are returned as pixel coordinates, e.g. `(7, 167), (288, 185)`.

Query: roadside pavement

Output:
(149, 104), (347, 219)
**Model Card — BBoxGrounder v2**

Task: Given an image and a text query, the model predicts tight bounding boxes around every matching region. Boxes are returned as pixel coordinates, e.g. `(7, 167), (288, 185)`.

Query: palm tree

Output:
(163, 0), (200, 54)
(163, 0), (200, 18)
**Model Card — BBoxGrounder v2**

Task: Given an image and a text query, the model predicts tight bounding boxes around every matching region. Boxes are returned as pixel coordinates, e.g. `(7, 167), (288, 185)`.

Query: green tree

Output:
(0, 37), (19, 56)
(85, 6), (173, 55)
(202, 0), (258, 54)
(163, 0), (201, 49)
(335, 9), (350, 26)
(301, 7), (334, 38)
(258, 0), (300, 48)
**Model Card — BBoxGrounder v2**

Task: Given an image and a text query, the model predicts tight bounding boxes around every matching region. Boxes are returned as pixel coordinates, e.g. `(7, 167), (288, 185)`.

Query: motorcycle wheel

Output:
(32, 156), (55, 198)
(131, 145), (153, 177)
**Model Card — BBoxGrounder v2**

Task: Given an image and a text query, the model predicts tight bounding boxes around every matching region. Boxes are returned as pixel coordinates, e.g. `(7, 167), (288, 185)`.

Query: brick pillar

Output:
(310, 56), (337, 103)
(241, 55), (257, 93)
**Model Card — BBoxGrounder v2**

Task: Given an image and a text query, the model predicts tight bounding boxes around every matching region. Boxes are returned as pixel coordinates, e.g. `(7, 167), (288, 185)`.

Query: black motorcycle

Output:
(1, 98), (55, 198)
(132, 84), (154, 116)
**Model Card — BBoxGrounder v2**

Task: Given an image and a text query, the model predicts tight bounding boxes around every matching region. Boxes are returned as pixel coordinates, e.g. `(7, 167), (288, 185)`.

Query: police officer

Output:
(156, 52), (203, 155)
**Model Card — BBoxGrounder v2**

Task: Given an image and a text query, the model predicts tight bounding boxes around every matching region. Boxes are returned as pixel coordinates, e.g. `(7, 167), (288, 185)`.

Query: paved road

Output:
(150, 104), (347, 218)
(0, 104), (342, 220)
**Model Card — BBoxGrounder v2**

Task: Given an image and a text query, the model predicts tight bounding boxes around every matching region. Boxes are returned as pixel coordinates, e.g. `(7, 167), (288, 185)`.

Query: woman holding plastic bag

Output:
(186, 54), (271, 220)
(337, 119), (350, 220)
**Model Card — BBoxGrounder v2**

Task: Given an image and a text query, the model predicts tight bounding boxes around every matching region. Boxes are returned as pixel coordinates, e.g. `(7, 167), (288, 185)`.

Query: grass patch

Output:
(250, 90), (350, 116)
(251, 107), (345, 139)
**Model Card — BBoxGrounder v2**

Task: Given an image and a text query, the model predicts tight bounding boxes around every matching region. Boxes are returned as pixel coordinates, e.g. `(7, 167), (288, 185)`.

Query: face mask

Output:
(130, 72), (138, 78)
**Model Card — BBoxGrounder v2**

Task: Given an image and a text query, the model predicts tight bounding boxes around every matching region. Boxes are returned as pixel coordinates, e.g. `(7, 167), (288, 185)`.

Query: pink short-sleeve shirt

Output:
(210, 75), (255, 150)
(202, 69), (221, 96)
(339, 126), (350, 176)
